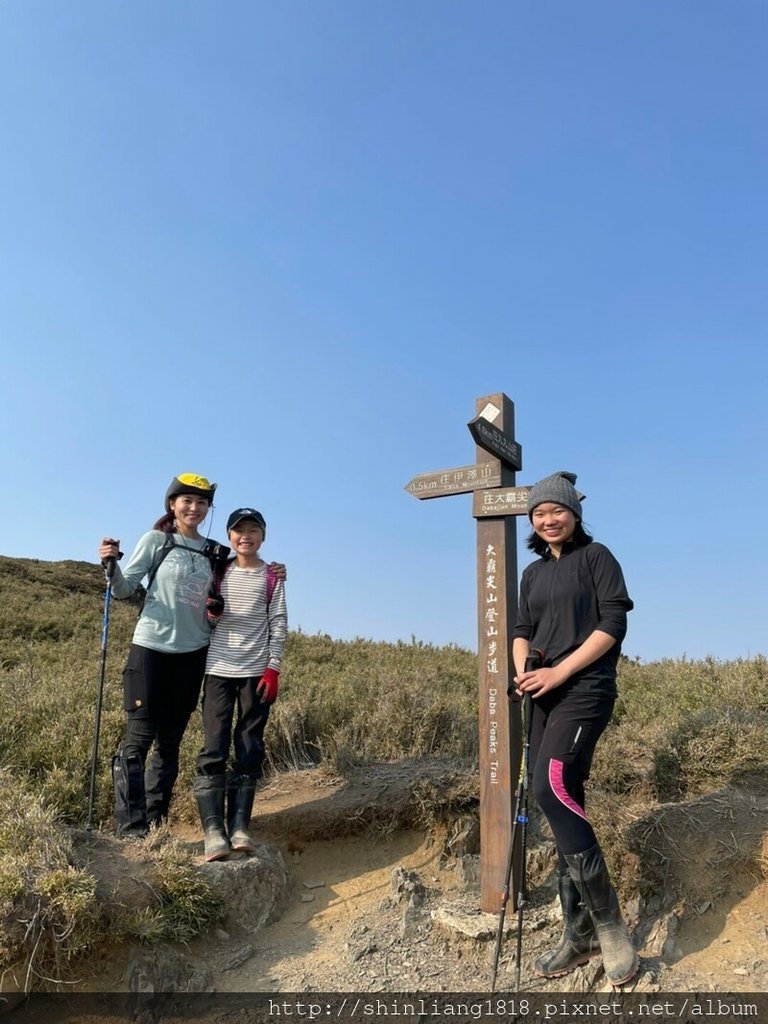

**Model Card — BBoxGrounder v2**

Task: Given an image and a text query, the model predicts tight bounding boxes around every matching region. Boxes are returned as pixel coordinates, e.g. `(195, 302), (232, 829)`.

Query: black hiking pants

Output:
(116, 643), (207, 828)
(528, 683), (615, 870)
(196, 673), (270, 779)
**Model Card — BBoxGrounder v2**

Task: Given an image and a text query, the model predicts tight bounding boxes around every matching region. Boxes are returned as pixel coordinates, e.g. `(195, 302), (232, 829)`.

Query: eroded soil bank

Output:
(5, 764), (768, 1021)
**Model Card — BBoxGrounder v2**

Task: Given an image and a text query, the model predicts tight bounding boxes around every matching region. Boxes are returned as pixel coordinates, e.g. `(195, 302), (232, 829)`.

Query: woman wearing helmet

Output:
(98, 473), (285, 838)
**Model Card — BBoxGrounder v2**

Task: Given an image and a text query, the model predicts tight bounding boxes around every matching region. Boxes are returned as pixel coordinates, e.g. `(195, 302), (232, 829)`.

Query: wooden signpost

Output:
(406, 392), (530, 914)
(405, 462), (502, 498)
(467, 414), (523, 471)
(473, 486), (530, 518)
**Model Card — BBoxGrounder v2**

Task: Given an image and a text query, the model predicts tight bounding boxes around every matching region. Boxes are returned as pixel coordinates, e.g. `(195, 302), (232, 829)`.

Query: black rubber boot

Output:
(565, 845), (639, 987)
(193, 777), (231, 862)
(112, 751), (148, 838)
(226, 773), (258, 854)
(145, 746), (178, 828)
(534, 871), (599, 977)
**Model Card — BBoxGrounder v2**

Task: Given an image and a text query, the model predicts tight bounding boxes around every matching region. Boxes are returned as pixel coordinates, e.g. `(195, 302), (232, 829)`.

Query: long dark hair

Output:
(153, 512), (177, 533)
(526, 520), (594, 556)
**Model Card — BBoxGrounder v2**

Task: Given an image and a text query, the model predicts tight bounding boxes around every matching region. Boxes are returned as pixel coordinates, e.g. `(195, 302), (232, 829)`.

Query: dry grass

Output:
(0, 554), (767, 986)
(0, 771), (221, 993)
(0, 771), (100, 991)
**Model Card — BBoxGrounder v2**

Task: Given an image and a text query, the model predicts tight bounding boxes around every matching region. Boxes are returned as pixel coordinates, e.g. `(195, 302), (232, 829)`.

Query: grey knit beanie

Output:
(526, 471), (585, 519)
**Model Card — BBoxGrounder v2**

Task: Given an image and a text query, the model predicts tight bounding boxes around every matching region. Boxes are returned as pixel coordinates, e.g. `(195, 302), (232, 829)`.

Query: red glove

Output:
(256, 668), (280, 705)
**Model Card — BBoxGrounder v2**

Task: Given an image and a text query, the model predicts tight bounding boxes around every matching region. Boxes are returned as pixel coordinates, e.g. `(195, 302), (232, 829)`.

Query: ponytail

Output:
(153, 512), (177, 534)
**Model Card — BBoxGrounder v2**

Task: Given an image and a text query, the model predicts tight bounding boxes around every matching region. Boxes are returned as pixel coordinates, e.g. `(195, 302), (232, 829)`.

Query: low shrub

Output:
(1, 554), (767, 988)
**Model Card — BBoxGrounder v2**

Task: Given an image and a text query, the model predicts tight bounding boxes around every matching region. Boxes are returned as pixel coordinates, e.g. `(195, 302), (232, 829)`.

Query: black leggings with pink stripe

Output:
(529, 684), (615, 872)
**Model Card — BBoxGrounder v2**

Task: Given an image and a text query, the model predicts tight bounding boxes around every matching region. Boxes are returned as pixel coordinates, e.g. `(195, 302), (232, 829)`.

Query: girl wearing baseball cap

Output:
(192, 507), (288, 862)
(98, 475), (285, 839)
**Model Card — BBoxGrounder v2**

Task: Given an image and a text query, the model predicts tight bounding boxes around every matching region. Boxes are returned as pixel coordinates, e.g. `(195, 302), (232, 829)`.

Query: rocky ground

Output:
(6, 765), (768, 1022)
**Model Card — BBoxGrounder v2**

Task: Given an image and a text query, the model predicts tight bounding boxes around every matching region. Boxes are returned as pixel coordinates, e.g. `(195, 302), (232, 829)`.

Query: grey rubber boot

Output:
(193, 776), (231, 862)
(534, 871), (599, 977)
(565, 844), (639, 986)
(226, 773), (258, 854)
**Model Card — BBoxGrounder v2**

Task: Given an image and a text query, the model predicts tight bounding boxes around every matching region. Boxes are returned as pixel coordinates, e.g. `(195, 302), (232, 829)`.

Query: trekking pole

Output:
(490, 648), (544, 992)
(512, 685), (535, 993)
(86, 555), (118, 831)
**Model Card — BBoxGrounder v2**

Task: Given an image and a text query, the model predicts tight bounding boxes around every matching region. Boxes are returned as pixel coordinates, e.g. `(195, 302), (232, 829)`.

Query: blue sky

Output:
(1, 1), (766, 662)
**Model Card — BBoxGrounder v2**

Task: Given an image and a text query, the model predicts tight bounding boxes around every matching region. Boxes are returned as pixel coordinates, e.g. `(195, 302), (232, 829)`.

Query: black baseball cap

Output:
(226, 507), (267, 533)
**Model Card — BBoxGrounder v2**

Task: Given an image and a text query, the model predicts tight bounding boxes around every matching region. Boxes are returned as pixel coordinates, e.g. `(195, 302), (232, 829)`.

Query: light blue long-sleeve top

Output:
(110, 530), (214, 654)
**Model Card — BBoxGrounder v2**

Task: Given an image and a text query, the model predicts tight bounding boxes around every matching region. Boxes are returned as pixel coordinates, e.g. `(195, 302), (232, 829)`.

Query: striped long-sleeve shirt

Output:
(205, 563), (288, 677)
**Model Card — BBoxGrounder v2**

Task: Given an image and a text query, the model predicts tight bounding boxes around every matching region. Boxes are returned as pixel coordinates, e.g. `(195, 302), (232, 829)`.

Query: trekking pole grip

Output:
(102, 547), (122, 580)
(524, 648), (545, 673)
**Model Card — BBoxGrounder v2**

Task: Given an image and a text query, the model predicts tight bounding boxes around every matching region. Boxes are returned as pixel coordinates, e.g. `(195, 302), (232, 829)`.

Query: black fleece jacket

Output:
(513, 541), (633, 695)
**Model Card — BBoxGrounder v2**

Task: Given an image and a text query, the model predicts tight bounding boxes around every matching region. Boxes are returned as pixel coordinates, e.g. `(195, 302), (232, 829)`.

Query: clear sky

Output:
(1, 2), (766, 663)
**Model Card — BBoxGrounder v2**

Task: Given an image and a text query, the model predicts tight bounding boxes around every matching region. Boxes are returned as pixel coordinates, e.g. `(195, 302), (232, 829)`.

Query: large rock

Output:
(199, 841), (290, 934)
(125, 947), (215, 994)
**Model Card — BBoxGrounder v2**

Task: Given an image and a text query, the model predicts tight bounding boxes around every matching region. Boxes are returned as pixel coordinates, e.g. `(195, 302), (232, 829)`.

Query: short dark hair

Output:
(526, 521), (594, 556)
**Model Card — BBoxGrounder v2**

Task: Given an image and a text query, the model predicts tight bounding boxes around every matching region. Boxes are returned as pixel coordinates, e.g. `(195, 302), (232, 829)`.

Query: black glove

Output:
(206, 594), (225, 623)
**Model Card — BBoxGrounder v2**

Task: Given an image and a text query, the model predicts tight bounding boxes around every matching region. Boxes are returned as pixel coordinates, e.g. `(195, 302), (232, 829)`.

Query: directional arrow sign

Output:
(473, 486), (531, 518)
(405, 462), (502, 499)
(467, 416), (522, 471)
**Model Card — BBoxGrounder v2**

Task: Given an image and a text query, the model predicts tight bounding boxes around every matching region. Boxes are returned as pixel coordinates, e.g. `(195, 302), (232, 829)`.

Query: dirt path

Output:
(11, 765), (768, 1012)
(181, 769), (768, 995)
(210, 830), (453, 991)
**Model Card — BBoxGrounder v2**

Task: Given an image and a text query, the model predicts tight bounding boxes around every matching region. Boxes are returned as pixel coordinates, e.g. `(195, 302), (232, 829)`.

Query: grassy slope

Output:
(0, 554), (766, 987)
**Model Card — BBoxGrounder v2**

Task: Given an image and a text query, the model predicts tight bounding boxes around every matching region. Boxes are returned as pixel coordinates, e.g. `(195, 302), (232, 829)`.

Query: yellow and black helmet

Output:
(164, 473), (216, 512)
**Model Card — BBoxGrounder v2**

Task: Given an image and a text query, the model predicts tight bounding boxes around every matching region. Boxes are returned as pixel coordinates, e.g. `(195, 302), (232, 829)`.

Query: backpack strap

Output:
(210, 556), (233, 596)
(266, 564), (278, 607)
(141, 535), (231, 612)
(211, 560), (278, 605)
(139, 533), (177, 613)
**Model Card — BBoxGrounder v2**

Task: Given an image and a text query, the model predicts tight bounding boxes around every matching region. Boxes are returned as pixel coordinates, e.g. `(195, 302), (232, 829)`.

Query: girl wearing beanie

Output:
(98, 474), (285, 838)
(512, 471), (639, 986)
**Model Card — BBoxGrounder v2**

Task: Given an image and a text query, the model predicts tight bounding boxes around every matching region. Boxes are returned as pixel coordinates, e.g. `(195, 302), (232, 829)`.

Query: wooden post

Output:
(405, 392), (526, 912)
(471, 394), (520, 912)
